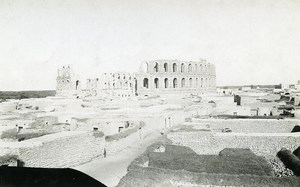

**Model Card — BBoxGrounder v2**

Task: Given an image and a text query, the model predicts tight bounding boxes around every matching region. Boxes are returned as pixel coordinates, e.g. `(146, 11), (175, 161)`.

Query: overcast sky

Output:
(0, 0), (300, 91)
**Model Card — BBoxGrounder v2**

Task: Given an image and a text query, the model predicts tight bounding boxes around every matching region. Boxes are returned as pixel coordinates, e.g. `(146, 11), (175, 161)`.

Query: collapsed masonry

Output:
(56, 59), (217, 97)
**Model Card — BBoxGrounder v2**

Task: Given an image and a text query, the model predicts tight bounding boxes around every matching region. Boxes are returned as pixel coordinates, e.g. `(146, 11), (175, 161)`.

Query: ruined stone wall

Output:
(86, 72), (136, 97)
(168, 131), (300, 157)
(137, 60), (216, 95)
(189, 119), (299, 133)
(71, 118), (141, 135)
(0, 131), (105, 168)
(56, 65), (81, 96)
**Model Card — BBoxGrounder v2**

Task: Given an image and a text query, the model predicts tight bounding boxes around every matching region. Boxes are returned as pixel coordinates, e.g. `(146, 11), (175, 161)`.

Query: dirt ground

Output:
(73, 129), (163, 187)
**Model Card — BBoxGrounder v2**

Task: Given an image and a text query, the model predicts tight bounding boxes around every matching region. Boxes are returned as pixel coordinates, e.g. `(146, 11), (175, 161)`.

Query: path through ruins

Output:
(73, 129), (163, 187)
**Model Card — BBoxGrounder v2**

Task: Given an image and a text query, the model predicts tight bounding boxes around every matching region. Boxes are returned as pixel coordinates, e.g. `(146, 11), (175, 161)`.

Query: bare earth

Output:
(73, 130), (162, 187)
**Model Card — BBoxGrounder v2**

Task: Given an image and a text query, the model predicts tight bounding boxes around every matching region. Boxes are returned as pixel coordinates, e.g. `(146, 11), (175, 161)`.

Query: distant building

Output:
(281, 84), (290, 90)
(136, 59), (217, 96)
(56, 59), (217, 97)
(56, 65), (81, 97)
(86, 72), (136, 98)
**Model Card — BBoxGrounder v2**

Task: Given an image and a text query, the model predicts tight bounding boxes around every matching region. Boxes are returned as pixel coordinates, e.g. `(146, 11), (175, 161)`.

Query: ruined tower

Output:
(56, 65), (81, 97)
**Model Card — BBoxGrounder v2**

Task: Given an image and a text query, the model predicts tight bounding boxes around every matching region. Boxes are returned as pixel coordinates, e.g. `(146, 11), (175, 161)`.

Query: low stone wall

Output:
(168, 131), (300, 157)
(189, 119), (300, 133)
(0, 131), (105, 168)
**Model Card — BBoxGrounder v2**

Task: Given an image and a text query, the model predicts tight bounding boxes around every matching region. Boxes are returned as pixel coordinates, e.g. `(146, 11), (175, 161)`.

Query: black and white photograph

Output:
(0, 0), (299, 186)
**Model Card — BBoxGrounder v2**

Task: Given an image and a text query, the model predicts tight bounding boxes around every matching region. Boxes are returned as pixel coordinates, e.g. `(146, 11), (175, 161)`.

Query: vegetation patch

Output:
(16, 132), (52, 141)
(93, 131), (104, 138)
(1, 129), (52, 141)
(277, 148), (300, 176)
(0, 90), (55, 100)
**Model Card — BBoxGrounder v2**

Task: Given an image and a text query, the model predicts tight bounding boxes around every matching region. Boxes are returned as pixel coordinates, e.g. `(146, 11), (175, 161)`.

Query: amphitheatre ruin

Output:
(0, 59), (299, 186)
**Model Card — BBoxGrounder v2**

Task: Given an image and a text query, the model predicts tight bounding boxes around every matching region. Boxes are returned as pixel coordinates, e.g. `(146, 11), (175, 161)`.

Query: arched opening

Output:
(143, 78), (149, 88)
(189, 78), (193, 88)
(201, 78), (203, 87)
(173, 78), (178, 88)
(181, 63), (185, 72)
(164, 78), (169, 88)
(196, 78), (199, 87)
(164, 63), (168, 72)
(173, 63), (177, 72)
(154, 62), (159, 72)
(141, 62), (148, 72)
(76, 80), (80, 90)
(181, 78), (185, 88)
(154, 78), (159, 89)
(195, 64), (198, 72)
(200, 64), (203, 72)
(205, 78), (208, 87)
(188, 64), (192, 72)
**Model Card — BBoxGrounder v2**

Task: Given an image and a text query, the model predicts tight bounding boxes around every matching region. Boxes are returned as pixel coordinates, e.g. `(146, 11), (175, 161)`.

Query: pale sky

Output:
(0, 0), (300, 91)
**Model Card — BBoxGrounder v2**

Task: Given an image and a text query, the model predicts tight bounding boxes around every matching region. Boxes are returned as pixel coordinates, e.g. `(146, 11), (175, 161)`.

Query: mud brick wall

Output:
(168, 131), (300, 157)
(18, 131), (105, 168)
(189, 119), (300, 133)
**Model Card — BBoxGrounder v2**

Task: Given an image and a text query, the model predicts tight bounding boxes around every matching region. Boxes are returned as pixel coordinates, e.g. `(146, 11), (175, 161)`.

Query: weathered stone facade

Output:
(56, 59), (217, 97)
(86, 72), (136, 98)
(56, 65), (81, 96)
(136, 60), (216, 95)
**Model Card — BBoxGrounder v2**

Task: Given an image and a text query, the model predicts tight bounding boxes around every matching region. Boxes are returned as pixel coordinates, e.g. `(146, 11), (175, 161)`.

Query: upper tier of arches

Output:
(140, 60), (216, 75)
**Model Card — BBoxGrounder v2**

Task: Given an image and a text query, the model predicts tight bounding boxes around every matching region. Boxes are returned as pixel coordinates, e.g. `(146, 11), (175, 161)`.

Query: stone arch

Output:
(164, 78), (169, 88)
(173, 63), (177, 72)
(173, 78), (178, 88)
(189, 78), (193, 88)
(154, 78), (159, 88)
(154, 62), (159, 72)
(143, 78), (149, 88)
(201, 78), (203, 87)
(195, 64), (198, 72)
(188, 64), (192, 72)
(141, 62), (148, 72)
(164, 63), (168, 72)
(181, 78), (186, 88)
(181, 63), (185, 72)
(196, 78), (199, 87)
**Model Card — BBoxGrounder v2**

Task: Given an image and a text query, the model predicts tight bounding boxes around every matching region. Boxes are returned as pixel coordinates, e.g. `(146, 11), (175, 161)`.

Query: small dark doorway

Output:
(76, 80), (80, 90)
